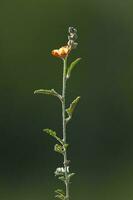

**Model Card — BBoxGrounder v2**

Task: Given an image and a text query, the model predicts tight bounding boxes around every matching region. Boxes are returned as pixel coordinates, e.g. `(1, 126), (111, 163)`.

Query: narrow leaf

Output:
(55, 189), (65, 196)
(43, 128), (56, 137)
(66, 96), (80, 117)
(68, 173), (76, 180)
(43, 129), (63, 145)
(58, 176), (66, 182)
(55, 189), (65, 200)
(34, 89), (62, 102)
(66, 58), (81, 79)
(55, 194), (65, 200)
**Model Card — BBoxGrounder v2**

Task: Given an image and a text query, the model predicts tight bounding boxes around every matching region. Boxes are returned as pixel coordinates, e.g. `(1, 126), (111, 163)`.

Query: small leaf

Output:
(68, 173), (75, 180)
(54, 144), (64, 154)
(34, 89), (62, 102)
(66, 96), (80, 117)
(58, 176), (66, 182)
(43, 128), (56, 137)
(55, 189), (65, 200)
(43, 129), (63, 145)
(66, 58), (81, 79)
(55, 189), (65, 196)
(64, 143), (69, 149)
(55, 194), (65, 200)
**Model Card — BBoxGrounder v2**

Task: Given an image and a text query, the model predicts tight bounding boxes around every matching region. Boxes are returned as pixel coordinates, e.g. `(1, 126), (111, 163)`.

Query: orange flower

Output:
(51, 46), (71, 58)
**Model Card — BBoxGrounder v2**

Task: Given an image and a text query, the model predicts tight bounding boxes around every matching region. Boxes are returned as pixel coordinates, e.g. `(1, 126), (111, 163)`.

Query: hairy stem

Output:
(62, 57), (69, 200)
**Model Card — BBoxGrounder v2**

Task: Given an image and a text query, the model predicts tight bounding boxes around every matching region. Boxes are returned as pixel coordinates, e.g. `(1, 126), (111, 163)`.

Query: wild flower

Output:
(51, 26), (78, 59)
(34, 27), (81, 200)
(51, 46), (70, 58)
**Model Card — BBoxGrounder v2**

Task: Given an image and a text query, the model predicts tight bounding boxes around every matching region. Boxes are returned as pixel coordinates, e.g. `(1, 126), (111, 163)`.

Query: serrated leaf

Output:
(66, 58), (81, 79)
(66, 96), (80, 117)
(34, 89), (62, 102)
(54, 144), (64, 154)
(43, 129), (63, 145)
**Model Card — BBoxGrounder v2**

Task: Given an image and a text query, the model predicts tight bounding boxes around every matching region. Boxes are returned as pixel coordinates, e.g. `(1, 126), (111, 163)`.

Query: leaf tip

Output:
(66, 57), (82, 79)
(77, 57), (82, 61)
(77, 96), (81, 100)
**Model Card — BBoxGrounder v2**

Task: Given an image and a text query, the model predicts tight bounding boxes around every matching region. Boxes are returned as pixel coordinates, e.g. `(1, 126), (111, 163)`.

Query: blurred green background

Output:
(0, 0), (133, 199)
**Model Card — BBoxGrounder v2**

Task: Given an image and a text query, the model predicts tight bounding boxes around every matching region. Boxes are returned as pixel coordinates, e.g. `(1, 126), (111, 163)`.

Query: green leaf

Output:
(55, 189), (65, 200)
(55, 194), (65, 200)
(54, 169), (63, 176)
(54, 144), (64, 155)
(55, 189), (65, 196)
(43, 128), (56, 137)
(34, 89), (62, 102)
(64, 143), (69, 149)
(58, 176), (66, 182)
(43, 129), (63, 145)
(66, 58), (81, 79)
(66, 96), (81, 117)
(68, 173), (75, 180)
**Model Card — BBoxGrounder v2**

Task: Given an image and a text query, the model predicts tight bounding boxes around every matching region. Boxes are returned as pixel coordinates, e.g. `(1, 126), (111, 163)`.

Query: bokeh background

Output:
(0, 0), (133, 199)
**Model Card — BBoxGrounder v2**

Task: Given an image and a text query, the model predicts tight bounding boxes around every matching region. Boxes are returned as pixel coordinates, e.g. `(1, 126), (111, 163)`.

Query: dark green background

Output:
(0, 0), (133, 199)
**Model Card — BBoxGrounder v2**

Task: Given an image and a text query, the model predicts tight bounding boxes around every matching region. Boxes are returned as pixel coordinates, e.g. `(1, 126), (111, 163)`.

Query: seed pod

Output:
(68, 33), (78, 41)
(68, 27), (77, 34)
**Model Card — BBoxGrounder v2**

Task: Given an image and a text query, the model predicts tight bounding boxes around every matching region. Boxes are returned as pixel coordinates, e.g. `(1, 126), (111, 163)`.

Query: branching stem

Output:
(62, 57), (69, 200)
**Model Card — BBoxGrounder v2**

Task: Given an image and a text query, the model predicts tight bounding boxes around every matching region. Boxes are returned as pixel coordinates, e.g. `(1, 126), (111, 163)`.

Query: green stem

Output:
(62, 57), (69, 200)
